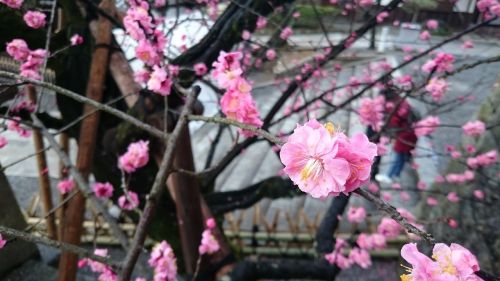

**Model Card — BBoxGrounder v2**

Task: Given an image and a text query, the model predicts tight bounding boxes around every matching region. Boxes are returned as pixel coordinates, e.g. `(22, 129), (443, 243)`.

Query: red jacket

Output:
(387, 101), (417, 153)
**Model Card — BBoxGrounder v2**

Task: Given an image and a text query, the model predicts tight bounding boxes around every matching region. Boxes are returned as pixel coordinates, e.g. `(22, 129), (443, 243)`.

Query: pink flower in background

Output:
(206, 218), (216, 229)
(0, 0), (23, 9)
(325, 239), (351, 269)
(347, 206), (366, 223)
(266, 49), (277, 60)
(0, 136), (7, 149)
(473, 190), (485, 200)
(194, 63), (208, 76)
(448, 218), (459, 228)
(6, 39), (30, 61)
(447, 192), (460, 202)
(377, 217), (401, 238)
(425, 78), (449, 102)
(462, 40), (474, 49)
(336, 133), (377, 193)
(419, 30), (431, 41)
(118, 191), (139, 210)
(70, 34), (84, 46)
(357, 0), (374, 7)
(149, 241), (178, 281)
(93, 182), (114, 199)
(199, 229), (220, 255)
(118, 140), (149, 173)
(23, 11), (46, 29)
(358, 96), (385, 130)
(280, 27), (293, 40)
(467, 150), (497, 168)
(422, 52), (455, 73)
(241, 30), (251, 40)
(426, 19), (439, 30)
(417, 181), (427, 190)
(376, 11), (389, 23)
(0, 234), (6, 249)
(256, 17), (267, 29)
(57, 179), (75, 195)
(135, 40), (160, 66)
(279, 120), (350, 198)
(462, 120), (486, 136)
(376, 136), (390, 155)
(426, 196), (439, 206)
(349, 248), (372, 269)
(367, 182), (379, 192)
(414, 116), (440, 136)
(134, 69), (150, 84)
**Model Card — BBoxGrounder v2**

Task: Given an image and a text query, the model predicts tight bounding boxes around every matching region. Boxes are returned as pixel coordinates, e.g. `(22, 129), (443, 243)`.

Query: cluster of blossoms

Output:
(414, 116), (440, 137)
(6, 39), (48, 80)
(118, 191), (140, 210)
(421, 53), (455, 74)
(7, 118), (31, 137)
(445, 170), (474, 184)
(462, 120), (486, 137)
(400, 243), (482, 281)
(78, 249), (117, 281)
(347, 206), (366, 223)
(118, 140), (149, 173)
(212, 51), (263, 136)
(279, 119), (377, 198)
(325, 238), (371, 269)
(0, 0), (22, 9)
(467, 150), (497, 169)
(148, 241), (178, 281)
(379, 208), (425, 240)
(477, 0), (500, 18)
(425, 78), (449, 102)
(124, 0), (173, 96)
(198, 218), (220, 255)
(358, 96), (385, 130)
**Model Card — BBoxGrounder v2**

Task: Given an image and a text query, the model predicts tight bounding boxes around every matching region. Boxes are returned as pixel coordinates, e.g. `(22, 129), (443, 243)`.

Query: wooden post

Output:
(26, 85), (58, 240)
(57, 1), (113, 280)
(57, 132), (69, 241)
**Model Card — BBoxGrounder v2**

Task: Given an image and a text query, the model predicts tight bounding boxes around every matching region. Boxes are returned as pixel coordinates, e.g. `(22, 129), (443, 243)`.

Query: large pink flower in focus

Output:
(118, 140), (149, 173)
(336, 132), (377, 193)
(280, 120), (350, 198)
(400, 243), (440, 281)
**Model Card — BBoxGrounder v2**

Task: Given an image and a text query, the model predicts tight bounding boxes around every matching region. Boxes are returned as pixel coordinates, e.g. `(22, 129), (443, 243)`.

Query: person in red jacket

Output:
(375, 90), (418, 184)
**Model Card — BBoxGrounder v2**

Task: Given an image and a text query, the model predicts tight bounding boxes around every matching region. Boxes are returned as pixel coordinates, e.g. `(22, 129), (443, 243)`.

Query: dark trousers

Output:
(388, 152), (410, 178)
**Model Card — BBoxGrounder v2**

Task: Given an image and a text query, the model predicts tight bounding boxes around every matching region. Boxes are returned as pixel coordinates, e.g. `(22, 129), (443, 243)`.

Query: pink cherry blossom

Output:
(199, 229), (220, 255)
(447, 192), (460, 203)
(400, 243), (441, 281)
(0, 234), (6, 249)
(280, 27), (293, 40)
(419, 30), (431, 41)
(462, 120), (486, 136)
(280, 120), (350, 198)
(414, 116), (440, 137)
(347, 206), (366, 223)
(422, 53), (455, 73)
(70, 34), (84, 46)
(349, 248), (372, 269)
(448, 218), (459, 228)
(462, 40), (474, 49)
(426, 19), (439, 30)
(358, 96), (385, 130)
(357, 233), (386, 250)
(376, 11), (389, 23)
(23, 11), (46, 29)
(325, 239), (352, 269)
(357, 0), (374, 7)
(0, 136), (7, 149)
(256, 17), (267, 29)
(149, 241), (178, 281)
(377, 217), (401, 238)
(206, 218), (216, 229)
(266, 49), (277, 60)
(426, 196), (439, 206)
(467, 150), (497, 168)
(93, 182), (114, 199)
(194, 63), (208, 76)
(118, 140), (149, 173)
(118, 191), (139, 210)
(336, 132), (377, 193)
(57, 179), (75, 195)
(241, 30), (251, 40)
(6, 39), (30, 61)
(473, 189), (485, 200)
(425, 78), (449, 102)
(0, 0), (23, 9)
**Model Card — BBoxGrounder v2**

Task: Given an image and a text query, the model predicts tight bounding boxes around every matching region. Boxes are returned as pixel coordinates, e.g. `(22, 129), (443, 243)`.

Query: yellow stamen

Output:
(324, 122), (336, 135)
(300, 159), (322, 181)
(400, 274), (411, 281)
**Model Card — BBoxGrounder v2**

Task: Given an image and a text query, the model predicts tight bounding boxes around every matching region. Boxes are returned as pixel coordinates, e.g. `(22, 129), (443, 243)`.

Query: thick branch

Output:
(315, 193), (350, 254)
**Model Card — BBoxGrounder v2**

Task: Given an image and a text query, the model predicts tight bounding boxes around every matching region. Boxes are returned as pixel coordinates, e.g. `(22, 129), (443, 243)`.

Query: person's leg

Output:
(388, 152), (405, 178)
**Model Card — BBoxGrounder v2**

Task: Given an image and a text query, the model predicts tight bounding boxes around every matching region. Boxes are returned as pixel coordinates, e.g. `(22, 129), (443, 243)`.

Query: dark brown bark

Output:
(57, 1), (113, 280)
